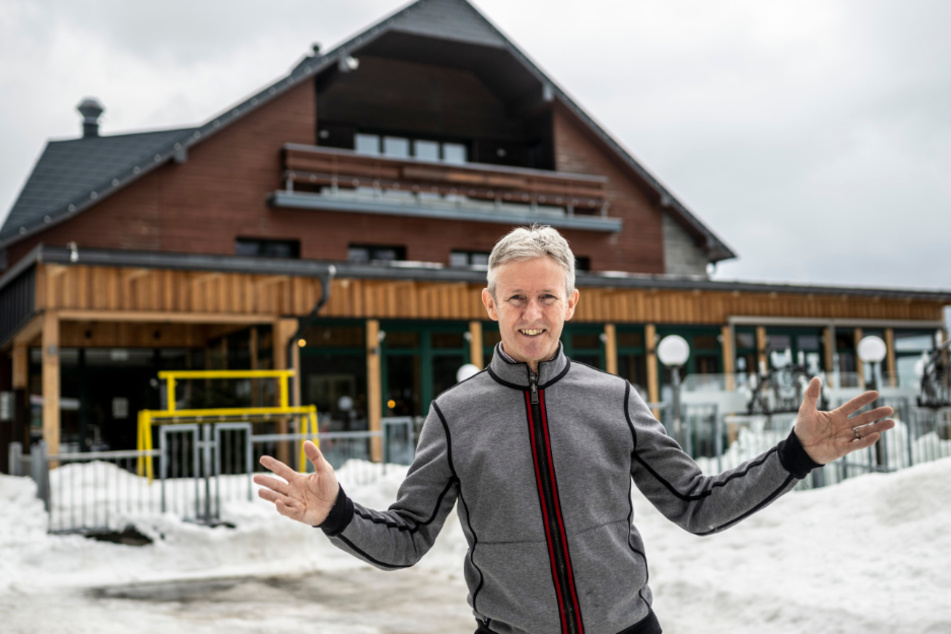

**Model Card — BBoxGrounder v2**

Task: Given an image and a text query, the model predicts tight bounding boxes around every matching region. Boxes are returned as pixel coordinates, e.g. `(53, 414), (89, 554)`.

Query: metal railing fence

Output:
(15, 417), (417, 534)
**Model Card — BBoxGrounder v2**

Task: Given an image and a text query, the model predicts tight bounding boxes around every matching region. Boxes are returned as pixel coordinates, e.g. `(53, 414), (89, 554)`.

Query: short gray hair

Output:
(487, 225), (576, 298)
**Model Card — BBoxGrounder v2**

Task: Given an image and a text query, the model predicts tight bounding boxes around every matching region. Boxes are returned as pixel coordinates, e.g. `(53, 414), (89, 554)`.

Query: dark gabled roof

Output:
(0, 128), (192, 245)
(1, 0), (735, 262)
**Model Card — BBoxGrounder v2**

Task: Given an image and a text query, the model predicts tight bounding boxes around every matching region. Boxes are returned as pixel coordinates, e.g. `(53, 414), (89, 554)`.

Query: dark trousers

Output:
(475, 608), (662, 634)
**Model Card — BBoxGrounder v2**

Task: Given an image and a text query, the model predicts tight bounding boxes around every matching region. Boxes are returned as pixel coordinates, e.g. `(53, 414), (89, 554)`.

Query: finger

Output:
(252, 473), (290, 496)
(257, 487), (285, 505)
(304, 440), (332, 473)
(799, 377), (822, 412)
(259, 454), (298, 480)
(837, 390), (880, 417)
(854, 418), (896, 440)
(848, 406), (894, 427)
(849, 430), (883, 452)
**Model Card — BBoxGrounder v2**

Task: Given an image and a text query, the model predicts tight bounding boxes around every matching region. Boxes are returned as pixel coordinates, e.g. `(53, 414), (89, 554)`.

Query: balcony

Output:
(269, 144), (622, 232)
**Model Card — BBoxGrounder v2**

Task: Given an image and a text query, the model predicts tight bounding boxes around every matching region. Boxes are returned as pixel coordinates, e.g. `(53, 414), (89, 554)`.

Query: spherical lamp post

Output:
(857, 335), (888, 467)
(657, 335), (691, 453)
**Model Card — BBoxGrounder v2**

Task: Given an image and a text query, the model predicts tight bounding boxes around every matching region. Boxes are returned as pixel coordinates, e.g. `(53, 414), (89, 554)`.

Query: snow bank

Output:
(2, 457), (950, 632)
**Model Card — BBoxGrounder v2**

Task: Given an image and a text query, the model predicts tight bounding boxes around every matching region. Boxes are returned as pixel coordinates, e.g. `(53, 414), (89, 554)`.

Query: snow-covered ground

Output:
(2, 456), (950, 633)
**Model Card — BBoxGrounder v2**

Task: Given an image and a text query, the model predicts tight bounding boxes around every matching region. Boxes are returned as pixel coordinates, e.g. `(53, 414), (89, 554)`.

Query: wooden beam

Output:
(721, 325), (735, 391)
(42, 311), (60, 460)
(824, 326), (835, 387)
(12, 342), (28, 390)
(468, 321), (484, 370)
(854, 328), (865, 390)
(646, 324), (659, 411)
(366, 319), (383, 462)
(272, 318), (299, 465)
(756, 326), (768, 374)
(604, 323), (618, 375)
(55, 309), (271, 325)
(884, 328), (897, 388)
(12, 315), (44, 346)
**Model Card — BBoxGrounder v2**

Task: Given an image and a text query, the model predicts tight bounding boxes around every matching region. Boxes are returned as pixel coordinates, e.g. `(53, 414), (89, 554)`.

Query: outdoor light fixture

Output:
(657, 335), (689, 368)
(657, 335), (690, 453)
(857, 336), (887, 365)
(456, 363), (479, 383)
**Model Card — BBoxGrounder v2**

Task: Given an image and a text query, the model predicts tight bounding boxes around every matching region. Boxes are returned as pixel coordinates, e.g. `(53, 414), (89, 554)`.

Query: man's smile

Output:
(520, 329), (546, 336)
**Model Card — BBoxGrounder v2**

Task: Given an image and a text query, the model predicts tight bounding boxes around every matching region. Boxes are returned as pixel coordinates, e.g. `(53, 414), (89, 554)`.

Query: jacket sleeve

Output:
(317, 404), (459, 569)
(627, 387), (819, 536)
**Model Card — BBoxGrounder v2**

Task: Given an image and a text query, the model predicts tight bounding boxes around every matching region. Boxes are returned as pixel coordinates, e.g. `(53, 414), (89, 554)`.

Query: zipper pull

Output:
(530, 375), (539, 405)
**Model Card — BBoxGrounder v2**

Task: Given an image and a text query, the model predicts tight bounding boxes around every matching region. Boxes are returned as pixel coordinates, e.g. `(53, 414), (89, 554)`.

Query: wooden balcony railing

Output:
(281, 143), (608, 215)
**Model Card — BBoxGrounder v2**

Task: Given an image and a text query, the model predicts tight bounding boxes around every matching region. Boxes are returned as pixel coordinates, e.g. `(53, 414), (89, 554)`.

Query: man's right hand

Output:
(254, 441), (340, 527)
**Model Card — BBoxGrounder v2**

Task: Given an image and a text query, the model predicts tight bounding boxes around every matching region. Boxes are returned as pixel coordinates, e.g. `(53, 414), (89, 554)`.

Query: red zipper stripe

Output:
(539, 390), (585, 633)
(525, 391), (569, 634)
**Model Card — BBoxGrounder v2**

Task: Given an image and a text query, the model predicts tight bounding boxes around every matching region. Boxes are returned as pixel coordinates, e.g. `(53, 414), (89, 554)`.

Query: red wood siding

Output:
(552, 104), (666, 274)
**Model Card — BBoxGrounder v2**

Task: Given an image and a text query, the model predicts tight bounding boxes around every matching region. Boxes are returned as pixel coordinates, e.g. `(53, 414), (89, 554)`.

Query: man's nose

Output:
(523, 298), (543, 320)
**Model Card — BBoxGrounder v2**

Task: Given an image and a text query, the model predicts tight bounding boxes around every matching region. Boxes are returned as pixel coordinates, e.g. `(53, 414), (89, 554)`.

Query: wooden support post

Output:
(273, 318), (298, 465)
(824, 326), (836, 387)
(12, 342), (28, 390)
(250, 327), (260, 407)
(756, 326), (768, 375)
(604, 324), (618, 375)
(646, 324), (659, 418)
(884, 328), (897, 388)
(854, 328), (865, 390)
(42, 311), (60, 463)
(468, 321), (484, 370)
(366, 319), (383, 462)
(721, 325), (735, 391)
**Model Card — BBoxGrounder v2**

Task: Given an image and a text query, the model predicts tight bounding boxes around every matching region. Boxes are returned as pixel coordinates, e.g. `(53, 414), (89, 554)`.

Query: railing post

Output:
(8, 442), (22, 477)
(31, 440), (50, 511)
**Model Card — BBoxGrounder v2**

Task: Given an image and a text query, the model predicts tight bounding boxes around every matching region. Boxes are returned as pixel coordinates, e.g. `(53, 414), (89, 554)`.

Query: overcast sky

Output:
(2, 0), (950, 298)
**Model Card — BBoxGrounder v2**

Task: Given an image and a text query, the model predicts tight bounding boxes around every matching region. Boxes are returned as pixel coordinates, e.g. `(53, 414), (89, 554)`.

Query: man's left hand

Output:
(793, 377), (896, 465)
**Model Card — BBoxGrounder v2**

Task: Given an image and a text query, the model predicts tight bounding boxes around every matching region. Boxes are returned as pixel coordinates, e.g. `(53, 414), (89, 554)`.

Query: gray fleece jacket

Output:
(320, 344), (819, 634)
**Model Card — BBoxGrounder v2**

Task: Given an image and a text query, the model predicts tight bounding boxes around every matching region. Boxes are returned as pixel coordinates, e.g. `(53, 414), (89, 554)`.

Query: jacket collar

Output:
(487, 341), (570, 389)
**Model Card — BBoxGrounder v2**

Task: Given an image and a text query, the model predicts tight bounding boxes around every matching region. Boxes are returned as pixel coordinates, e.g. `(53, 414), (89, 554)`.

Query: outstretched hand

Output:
(793, 377), (896, 465)
(253, 441), (340, 527)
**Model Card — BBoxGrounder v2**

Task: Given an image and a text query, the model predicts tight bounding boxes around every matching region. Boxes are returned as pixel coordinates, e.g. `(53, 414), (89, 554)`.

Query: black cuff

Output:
(317, 485), (354, 536)
(778, 429), (823, 479)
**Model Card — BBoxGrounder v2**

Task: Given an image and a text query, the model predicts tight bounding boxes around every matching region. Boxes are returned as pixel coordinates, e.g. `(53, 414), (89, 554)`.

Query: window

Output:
(354, 132), (468, 164)
(450, 250), (490, 268)
(574, 257), (591, 272)
(235, 238), (300, 259)
(348, 244), (406, 263)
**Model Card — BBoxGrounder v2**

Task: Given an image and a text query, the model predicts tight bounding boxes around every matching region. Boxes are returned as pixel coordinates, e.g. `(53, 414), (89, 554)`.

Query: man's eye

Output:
(508, 295), (525, 304)
(541, 294), (557, 304)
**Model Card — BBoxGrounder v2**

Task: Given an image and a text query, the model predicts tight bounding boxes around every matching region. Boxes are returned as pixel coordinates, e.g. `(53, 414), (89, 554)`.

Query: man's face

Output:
(482, 256), (579, 372)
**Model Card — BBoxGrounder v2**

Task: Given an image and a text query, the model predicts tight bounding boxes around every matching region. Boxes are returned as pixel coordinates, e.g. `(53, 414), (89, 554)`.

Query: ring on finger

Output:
(853, 426), (862, 440)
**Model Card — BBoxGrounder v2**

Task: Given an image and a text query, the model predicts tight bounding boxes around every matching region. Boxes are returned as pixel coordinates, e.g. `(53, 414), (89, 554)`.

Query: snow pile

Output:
(2, 457), (950, 632)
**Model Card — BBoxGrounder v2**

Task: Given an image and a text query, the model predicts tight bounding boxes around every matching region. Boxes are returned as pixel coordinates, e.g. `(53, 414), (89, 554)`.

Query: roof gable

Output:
(2, 0), (734, 262)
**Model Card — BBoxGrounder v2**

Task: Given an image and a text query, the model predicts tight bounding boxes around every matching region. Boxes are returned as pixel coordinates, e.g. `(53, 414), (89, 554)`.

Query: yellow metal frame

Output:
(136, 369), (318, 478)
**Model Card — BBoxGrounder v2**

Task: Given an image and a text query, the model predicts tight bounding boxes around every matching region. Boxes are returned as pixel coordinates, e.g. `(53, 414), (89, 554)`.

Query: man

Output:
(255, 225), (894, 634)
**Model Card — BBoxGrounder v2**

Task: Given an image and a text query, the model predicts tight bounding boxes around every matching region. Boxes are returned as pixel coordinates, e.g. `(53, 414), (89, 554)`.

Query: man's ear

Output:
(482, 288), (499, 321)
(565, 289), (580, 321)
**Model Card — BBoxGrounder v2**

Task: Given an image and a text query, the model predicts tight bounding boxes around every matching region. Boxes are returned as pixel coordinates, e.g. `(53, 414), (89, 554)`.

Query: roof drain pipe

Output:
(286, 264), (336, 409)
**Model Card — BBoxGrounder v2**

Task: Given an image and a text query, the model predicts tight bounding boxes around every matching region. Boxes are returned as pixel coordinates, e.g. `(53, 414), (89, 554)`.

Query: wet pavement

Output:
(4, 567), (474, 633)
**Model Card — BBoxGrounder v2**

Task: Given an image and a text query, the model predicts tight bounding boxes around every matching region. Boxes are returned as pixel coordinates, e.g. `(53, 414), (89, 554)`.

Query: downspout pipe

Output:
(286, 265), (336, 406)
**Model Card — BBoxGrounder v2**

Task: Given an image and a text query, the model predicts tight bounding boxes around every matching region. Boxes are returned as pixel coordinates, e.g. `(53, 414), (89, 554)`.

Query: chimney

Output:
(76, 98), (104, 138)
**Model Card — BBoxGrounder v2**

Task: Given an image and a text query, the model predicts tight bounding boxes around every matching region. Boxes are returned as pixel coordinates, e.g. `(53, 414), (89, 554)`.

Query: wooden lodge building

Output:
(1, 0), (949, 469)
